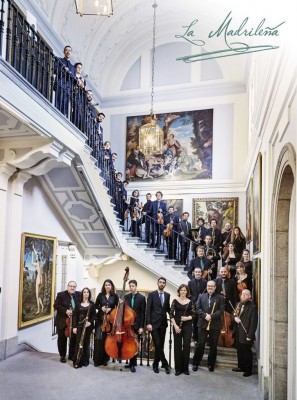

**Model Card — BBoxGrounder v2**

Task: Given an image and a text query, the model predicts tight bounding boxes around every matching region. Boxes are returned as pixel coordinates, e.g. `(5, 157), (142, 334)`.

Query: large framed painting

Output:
(18, 233), (57, 329)
(252, 257), (261, 312)
(192, 197), (238, 230)
(164, 199), (183, 216)
(246, 177), (253, 243)
(126, 109), (213, 182)
(253, 153), (262, 253)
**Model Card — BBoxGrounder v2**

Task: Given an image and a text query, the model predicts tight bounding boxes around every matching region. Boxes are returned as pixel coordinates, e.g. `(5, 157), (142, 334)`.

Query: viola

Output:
(105, 267), (138, 360)
(163, 223), (173, 237)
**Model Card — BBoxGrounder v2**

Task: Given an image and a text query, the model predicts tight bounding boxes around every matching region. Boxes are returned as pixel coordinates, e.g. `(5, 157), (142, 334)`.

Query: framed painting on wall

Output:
(246, 177), (253, 243)
(18, 233), (57, 329)
(252, 257), (261, 312)
(192, 197), (238, 230)
(164, 199), (183, 216)
(253, 153), (262, 253)
(125, 109), (213, 182)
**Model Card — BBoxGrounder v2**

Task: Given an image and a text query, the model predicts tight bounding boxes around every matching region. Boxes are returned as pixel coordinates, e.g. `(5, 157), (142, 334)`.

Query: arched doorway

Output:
(270, 144), (295, 399)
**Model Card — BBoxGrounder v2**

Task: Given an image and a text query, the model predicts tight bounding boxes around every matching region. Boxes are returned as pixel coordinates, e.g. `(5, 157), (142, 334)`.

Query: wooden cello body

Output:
(105, 267), (138, 360)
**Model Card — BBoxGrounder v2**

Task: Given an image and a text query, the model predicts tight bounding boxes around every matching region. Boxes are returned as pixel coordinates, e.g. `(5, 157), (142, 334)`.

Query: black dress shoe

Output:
(165, 367), (170, 375)
(192, 365), (198, 372)
(184, 370), (190, 375)
(94, 363), (99, 367)
(103, 362), (108, 366)
(243, 372), (252, 377)
(232, 367), (244, 372)
(130, 366), (136, 373)
(68, 356), (73, 361)
(153, 367), (159, 373)
(175, 370), (181, 376)
(60, 356), (66, 363)
(208, 366), (214, 372)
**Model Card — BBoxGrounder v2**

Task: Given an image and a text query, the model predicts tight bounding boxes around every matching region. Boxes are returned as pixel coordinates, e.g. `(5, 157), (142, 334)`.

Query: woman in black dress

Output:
(170, 284), (195, 376)
(72, 287), (96, 368)
(241, 249), (253, 276)
(222, 242), (241, 278)
(128, 189), (142, 237)
(93, 279), (119, 367)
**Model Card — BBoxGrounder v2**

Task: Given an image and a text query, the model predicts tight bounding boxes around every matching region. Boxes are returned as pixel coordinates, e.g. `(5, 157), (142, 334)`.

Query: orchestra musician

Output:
(54, 281), (80, 363)
(187, 246), (211, 280)
(142, 193), (153, 244)
(170, 284), (195, 376)
(234, 262), (253, 301)
(204, 234), (221, 279)
(178, 212), (192, 266)
(222, 242), (241, 278)
(192, 280), (225, 372)
(241, 249), (253, 276)
(163, 206), (179, 260)
(232, 289), (258, 377)
(221, 222), (232, 253)
(128, 189), (142, 237)
(124, 280), (146, 372)
(206, 218), (222, 248)
(72, 287), (96, 368)
(215, 265), (237, 315)
(191, 217), (207, 256)
(188, 267), (207, 344)
(93, 279), (119, 367)
(150, 191), (167, 249)
(227, 226), (246, 256)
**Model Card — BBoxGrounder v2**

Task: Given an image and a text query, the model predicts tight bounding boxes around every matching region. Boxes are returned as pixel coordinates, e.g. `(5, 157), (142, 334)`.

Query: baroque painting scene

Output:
(126, 109), (213, 181)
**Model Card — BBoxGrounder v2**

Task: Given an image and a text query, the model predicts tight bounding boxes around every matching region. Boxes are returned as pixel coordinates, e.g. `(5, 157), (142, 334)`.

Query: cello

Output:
(105, 267), (138, 360)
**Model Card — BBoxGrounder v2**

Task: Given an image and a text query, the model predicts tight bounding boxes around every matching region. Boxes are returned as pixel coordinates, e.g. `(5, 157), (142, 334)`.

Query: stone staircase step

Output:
(125, 237), (141, 243)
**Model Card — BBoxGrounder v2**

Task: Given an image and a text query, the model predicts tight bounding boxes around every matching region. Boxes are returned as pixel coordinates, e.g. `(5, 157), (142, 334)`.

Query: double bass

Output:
(105, 267), (138, 360)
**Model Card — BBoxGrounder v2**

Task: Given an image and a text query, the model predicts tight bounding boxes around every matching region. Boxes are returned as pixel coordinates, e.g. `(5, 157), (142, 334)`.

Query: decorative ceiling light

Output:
(139, 1), (164, 157)
(74, 0), (113, 17)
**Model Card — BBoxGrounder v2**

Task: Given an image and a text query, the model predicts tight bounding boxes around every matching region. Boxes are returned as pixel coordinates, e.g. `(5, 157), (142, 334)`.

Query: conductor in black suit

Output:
(54, 281), (80, 363)
(124, 280), (146, 372)
(146, 277), (171, 374)
(192, 280), (225, 372)
(232, 289), (258, 377)
(188, 267), (207, 343)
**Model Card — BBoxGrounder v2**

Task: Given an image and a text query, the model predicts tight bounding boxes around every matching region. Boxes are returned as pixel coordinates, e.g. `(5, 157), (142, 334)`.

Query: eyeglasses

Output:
(207, 285), (215, 288)
(68, 285), (76, 288)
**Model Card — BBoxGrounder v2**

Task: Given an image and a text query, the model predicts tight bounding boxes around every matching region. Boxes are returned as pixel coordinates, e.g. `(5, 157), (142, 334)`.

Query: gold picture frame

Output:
(192, 197), (238, 230)
(246, 177), (253, 243)
(253, 153), (262, 253)
(18, 233), (57, 329)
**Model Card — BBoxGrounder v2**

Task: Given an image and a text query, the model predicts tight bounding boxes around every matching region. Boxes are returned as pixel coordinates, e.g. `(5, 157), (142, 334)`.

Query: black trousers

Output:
(73, 326), (92, 367)
(151, 326), (168, 368)
(93, 328), (109, 365)
(57, 328), (76, 359)
(173, 322), (192, 372)
(237, 342), (253, 374)
(180, 239), (190, 265)
(192, 315), (199, 342)
(192, 328), (220, 368)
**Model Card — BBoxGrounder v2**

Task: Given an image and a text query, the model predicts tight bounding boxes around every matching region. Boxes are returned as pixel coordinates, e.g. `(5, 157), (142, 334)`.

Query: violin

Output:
(163, 223), (173, 237)
(157, 211), (164, 225)
(105, 267), (138, 361)
(65, 316), (72, 337)
(101, 304), (111, 333)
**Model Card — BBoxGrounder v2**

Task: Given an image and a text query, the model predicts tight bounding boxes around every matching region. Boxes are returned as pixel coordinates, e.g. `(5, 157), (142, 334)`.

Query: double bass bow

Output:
(105, 267), (138, 361)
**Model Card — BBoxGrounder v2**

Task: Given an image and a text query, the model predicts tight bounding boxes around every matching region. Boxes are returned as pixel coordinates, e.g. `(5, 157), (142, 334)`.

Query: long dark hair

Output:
(80, 287), (92, 302)
(101, 279), (115, 295)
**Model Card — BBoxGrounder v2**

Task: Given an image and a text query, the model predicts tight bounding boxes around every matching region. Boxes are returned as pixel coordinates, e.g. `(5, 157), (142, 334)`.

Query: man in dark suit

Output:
(142, 193), (153, 243)
(232, 289), (258, 377)
(146, 276), (171, 374)
(188, 267), (207, 343)
(206, 218), (222, 248)
(178, 211), (192, 265)
(124, 279), (146, 372)
(204, 234), (221, 279)
(150, 191), (167, 249)
(187, 246), (211, 279)
(215, 265), (237, 314)
(192, 280), (225, 372)
(163, 206), (179, 260)
(54, 281), (80, 363)
(54, 45), (76, 117)
(191, 217), (207, 256)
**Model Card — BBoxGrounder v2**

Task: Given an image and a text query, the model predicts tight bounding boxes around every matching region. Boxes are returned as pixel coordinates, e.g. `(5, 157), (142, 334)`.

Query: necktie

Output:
(131, 294), (135, 309)
(222, 280), (226, 296)
(186, 222), (188, 234)
(157, 201), (160, 209)
(239, 304), (244, 316)
(208, 295), (211, 307)
(159, 292), (164, 306)
(71, 296), (75, 310)
(200, 258), (204, 270)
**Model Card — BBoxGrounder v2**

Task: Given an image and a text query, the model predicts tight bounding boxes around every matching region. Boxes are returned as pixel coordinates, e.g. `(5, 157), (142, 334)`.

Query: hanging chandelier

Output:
(74, 0), (113, 17)
(139, 1), (164, 157)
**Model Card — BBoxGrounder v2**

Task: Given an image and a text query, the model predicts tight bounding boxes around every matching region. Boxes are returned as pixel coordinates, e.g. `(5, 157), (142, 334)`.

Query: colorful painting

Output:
(164, 199), (183, 216)
(125, 109), (213, 182)
(246, 177), (253, 243)
(18, 233), (57, 329)
(253, 153), (262, 253)
(192, 197), (238, 230)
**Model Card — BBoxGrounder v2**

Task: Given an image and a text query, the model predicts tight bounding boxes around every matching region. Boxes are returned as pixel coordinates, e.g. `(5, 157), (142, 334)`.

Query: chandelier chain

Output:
(150, 1), (157, 116)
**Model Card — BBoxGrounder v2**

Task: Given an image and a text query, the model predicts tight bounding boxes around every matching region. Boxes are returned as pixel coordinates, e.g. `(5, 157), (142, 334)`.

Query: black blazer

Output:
(215, 277), (237, 313)
(146, 290), (170, 329)
(196, 292), (225, 330)
(188, 278), (207, 304)
(234, 301), (258, 343)
(206, 227), (222, 247)
(124, 292), (146, 330)
(163, 213), (179, 230)
(179, 220), (192, 240)
(187, 256), (212, 279)
(54, 290), (81, 330)
(152, 200), (167, 220)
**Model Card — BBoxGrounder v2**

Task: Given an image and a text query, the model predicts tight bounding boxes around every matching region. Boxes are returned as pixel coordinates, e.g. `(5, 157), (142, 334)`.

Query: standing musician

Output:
(206, 218), (222, 248)
(241, 249), (253, 276)
(178, 212), (192, 266)
(215, 265), (237, 314)
(232, 289), (258, 377)
(54, 281), (80, 363)
(170, 284), (195, 376)
(151, 191), (167, 249)
(204, 234), (221, 279)
(187, 246), (211, 280)
(128, 189), (142, 237)
(163, 206), (179, 260)
(146, 277), (171, 374)
(221, 222), (232, 253)
(72, 287), (96, 368)
(93, 279), (119, 367)
(192, 280), (225, 372)
(142, 193), (153, 244)
(234, 262), (253, 301)
(222, 242), (241, 278)
(124, 280), (146, 373)
(188, 267), (207, 344)
(191, 217), (207, 256)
